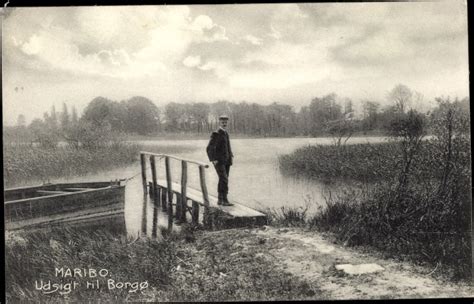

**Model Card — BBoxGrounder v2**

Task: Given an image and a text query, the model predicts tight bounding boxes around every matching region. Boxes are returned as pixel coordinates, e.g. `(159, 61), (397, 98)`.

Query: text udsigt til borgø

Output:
(34, 267), (149, 295)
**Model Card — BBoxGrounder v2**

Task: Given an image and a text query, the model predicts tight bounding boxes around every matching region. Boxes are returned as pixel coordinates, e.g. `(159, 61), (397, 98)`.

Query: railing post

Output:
(176, 193), (182, 223)
(161, 186), (167, 212)
(192, 201), (199, 225)
(140, 153), (147, 194)
(141, 192), (147, 236)
(150, 155), (159, 206)
(199, 165), (211, 229)
(180, 160), (188, 223)
(165, 156), (173, 231)
(148, 182), (153, 197)
(156, 187), (161, 208)
(152, 204), (158, 238)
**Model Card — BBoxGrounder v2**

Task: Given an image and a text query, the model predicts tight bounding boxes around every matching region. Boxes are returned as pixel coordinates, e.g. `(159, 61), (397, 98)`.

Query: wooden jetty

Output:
(140, 152), (267, 230)
(4, 181), (125, 231)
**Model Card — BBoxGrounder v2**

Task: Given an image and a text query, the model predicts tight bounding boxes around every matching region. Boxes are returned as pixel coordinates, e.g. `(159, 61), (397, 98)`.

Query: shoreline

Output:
(125, 132), (391, 141)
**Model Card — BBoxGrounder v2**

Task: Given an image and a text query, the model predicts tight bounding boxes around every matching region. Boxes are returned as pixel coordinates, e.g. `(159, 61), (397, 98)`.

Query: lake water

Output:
(55, 136), (387, 236)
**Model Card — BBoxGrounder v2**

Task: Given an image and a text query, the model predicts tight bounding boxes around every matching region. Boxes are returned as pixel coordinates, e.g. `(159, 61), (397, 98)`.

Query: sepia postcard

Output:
(2, 1), (472, 302)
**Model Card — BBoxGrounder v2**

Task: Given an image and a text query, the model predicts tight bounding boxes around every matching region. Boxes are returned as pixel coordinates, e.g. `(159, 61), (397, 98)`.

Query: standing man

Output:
(206, 115), (234, 206)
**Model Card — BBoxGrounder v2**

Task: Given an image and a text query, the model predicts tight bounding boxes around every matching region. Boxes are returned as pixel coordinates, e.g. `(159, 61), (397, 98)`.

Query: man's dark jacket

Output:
(206, 129), (233, 165)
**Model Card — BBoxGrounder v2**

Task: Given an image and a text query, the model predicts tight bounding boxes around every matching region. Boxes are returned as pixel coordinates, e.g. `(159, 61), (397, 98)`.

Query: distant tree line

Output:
(4, 84), (470, 147)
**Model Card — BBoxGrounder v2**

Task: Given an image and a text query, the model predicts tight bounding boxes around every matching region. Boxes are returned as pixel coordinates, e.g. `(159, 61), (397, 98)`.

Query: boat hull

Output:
(4, 182), (126, 231)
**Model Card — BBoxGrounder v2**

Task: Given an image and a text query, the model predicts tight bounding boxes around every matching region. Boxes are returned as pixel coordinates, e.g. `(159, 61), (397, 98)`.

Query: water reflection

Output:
(74, 211), (127, 235)
(5, 208), (128, 236)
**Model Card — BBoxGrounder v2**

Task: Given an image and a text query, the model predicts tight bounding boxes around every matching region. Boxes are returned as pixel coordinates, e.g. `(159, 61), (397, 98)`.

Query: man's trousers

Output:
(214, 162), (231, 196)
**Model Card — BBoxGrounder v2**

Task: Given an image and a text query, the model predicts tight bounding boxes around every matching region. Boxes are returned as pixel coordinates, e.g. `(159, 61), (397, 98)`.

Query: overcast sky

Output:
(2, 1), (469, 125)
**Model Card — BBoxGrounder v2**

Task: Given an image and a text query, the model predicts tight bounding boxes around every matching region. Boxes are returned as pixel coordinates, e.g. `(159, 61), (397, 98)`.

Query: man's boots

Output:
(222, 193), (234, 206)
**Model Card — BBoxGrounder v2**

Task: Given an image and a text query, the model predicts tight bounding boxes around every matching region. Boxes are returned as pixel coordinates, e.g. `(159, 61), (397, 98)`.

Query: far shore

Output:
(125, 131), (390, 142)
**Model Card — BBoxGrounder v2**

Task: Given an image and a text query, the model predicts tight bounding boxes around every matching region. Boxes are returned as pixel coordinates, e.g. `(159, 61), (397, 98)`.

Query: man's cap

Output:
(219, 115), (229, 121)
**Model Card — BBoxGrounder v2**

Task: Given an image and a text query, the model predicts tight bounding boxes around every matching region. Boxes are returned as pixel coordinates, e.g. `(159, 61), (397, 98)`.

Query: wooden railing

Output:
(140, 151), (211, 230)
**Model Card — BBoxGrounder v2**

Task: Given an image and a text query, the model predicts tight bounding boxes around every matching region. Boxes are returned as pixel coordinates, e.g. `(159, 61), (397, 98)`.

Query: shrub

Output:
(386, 110), (426, 193)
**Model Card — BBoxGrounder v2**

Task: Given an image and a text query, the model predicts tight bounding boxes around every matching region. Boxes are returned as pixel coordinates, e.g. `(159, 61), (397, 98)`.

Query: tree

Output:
(29, 118), (45, 136)
(10, 114), (29, 143)
(71, 106), (79, 124)
(229, 102), (248, 134)
(326, 118), (359, 146)
(265, 102), (296, 136)
(29, 118), (59, 148)
(42, 105), (58, 131)
(361, 100), (380, 131)
(82, 97), (127, 131)
(190, 103), (210, 133)
(164, 102), (186, 131)
(343, 98), (353, 115)
(296, 106), (311, 135)
(308, 93), (342, 136)
(60, 102), (70, 130)
(50, 105), (58, 129)
(388, 84), (413, 114)
(249, 103), (266, 135)
(123, 97), (160, 135)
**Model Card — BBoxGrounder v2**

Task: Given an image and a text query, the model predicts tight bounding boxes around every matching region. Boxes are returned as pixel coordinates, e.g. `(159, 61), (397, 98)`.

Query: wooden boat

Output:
(4, 181), (126, 231)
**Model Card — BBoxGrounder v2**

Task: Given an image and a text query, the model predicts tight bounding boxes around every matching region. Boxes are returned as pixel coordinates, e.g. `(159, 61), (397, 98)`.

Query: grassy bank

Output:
(5, 226), (321, 302)
(277, 135), (471, 280)
(278, 141), (446, 182)
(266, 184), (471, 281)
(309, 185), (471, 280)
(3, 143), (198, 187)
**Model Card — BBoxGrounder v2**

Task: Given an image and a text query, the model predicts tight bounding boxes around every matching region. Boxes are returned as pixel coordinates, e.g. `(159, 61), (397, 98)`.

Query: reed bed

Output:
(278, 141), (443, 182)
(3, 143), (198, 187)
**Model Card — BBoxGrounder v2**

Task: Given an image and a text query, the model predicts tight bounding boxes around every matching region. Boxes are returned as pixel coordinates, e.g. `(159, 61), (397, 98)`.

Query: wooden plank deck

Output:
(154, 179), (267, 223)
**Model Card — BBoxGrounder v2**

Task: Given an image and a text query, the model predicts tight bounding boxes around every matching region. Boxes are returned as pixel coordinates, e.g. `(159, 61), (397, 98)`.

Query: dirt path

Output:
(193, 226), (473, 300)
(251, 226), (473, 299)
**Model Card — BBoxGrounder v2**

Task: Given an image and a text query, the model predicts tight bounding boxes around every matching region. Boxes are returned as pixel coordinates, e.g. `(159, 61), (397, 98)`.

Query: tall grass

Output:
(265, 206), (309, 227)
(5, 227), (177, 303)
(278, 141), (444, 182)
(3, 143), (141, 187)
(308, 183), (471, 280)
(3, 142), (198, 187)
